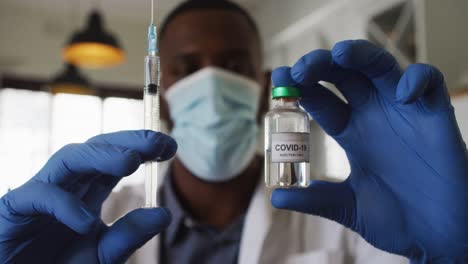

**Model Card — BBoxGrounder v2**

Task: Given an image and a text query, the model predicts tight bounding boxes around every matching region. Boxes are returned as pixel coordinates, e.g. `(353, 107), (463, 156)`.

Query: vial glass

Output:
(265, 86), (310, 188)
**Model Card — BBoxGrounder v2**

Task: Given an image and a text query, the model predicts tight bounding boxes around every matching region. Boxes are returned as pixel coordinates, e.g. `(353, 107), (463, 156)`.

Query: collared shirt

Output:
(159, 174), (245, 264)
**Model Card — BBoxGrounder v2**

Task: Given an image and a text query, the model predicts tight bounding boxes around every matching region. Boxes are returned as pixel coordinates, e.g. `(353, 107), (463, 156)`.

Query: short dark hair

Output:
(159, 0), (260, 43)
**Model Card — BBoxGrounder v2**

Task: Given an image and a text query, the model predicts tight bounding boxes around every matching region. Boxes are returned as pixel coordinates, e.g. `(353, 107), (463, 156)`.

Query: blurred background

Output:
(0, 0), (467, 196)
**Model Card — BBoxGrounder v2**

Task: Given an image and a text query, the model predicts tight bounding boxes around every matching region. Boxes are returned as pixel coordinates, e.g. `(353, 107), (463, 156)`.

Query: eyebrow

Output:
(220, 49), (251, 57)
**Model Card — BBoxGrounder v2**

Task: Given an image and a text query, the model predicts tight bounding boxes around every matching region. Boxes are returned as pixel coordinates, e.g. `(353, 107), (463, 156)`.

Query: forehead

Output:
(159, 9), (259, 55)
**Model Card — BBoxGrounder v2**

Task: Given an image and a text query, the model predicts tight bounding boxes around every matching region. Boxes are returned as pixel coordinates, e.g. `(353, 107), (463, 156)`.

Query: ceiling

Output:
(1, 0), (261, 24)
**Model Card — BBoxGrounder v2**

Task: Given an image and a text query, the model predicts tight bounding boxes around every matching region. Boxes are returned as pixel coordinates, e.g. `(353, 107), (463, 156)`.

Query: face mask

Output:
(165, 67), (260, 182)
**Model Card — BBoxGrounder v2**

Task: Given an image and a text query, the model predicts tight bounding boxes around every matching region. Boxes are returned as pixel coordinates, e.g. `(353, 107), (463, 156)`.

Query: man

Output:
(1, 1), (467, 264)
(103, 1), (405, 262)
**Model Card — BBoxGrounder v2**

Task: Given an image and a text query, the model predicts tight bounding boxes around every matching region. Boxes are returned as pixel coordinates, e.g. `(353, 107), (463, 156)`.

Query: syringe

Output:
(144, 22), (160, 208)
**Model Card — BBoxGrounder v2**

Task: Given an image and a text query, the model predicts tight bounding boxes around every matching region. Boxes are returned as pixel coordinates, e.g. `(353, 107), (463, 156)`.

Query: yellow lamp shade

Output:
(63, 42), (125, 68)
(49, 83), (95, 95)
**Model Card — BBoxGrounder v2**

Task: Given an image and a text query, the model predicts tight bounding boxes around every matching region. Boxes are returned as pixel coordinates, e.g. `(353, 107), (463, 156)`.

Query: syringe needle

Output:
(151, 0), (154, 25)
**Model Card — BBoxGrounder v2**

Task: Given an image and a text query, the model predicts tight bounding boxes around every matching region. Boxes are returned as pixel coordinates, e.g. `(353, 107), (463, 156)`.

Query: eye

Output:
(174, 63), (200, 79)
(224, 59), (243, 73)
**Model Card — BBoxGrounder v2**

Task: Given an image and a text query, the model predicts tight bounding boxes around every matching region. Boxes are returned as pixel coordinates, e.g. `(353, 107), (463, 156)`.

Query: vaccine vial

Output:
(265, 86), (310, 188)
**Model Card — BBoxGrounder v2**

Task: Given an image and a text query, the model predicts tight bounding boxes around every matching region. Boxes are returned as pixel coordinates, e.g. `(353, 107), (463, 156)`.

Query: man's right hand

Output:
(0, 130), (177, 264)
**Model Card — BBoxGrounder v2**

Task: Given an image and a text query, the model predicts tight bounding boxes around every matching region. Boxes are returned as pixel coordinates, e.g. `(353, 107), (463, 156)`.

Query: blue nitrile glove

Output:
(0, 130), (177, 264)
(270, 40), (468, 263)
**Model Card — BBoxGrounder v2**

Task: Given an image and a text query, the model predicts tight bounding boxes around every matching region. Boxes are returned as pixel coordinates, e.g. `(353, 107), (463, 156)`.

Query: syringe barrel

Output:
(145, 55), (160, 93)
(144, 54), (161, 208)
(144, 55), (161, 132)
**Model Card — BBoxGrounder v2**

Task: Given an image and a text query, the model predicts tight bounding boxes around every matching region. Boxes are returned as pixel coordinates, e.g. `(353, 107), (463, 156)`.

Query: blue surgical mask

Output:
(165, 67), (260, 182)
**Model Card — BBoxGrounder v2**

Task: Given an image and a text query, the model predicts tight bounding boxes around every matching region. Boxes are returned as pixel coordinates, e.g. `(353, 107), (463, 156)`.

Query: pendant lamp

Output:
(63, 10), (125, 68)
(49, 64), (94, 95)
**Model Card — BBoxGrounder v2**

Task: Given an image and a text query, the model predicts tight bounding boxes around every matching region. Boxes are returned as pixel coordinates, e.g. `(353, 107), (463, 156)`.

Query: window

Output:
(0, 89), (51, 196)
(51, 94), (102, 152)
(0, 88), (143, 197)
(102, 97), (145, 189)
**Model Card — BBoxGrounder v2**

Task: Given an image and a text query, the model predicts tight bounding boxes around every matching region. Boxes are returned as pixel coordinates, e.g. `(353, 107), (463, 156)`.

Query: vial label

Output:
(271, 132), (309, 163)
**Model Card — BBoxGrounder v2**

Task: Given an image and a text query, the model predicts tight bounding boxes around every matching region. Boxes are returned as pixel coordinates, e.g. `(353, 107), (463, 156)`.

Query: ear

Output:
(257, 70), (271, 123)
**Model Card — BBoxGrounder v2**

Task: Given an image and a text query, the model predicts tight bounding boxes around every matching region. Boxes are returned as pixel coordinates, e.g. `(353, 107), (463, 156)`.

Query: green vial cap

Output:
(272, 86), (301, 99)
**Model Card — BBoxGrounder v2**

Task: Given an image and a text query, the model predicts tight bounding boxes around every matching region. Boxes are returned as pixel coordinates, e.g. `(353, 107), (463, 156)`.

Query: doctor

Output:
(1, 1), (467, 264)
(104, 1), (406, 263)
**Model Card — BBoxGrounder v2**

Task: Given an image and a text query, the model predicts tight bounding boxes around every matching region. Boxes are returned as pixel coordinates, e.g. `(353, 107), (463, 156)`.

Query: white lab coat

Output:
(102, 163), (408, 264)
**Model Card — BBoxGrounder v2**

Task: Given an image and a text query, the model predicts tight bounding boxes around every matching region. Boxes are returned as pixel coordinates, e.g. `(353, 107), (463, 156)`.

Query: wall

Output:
(2, 0), (467, 90)
(253, 0), (407, 180)
(254, 0), (405, 68)
(255, 0), (468, 92)
(252, 0), (468, 179)
(417, 0), (468, 90)
(0, 4), (148, 89)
